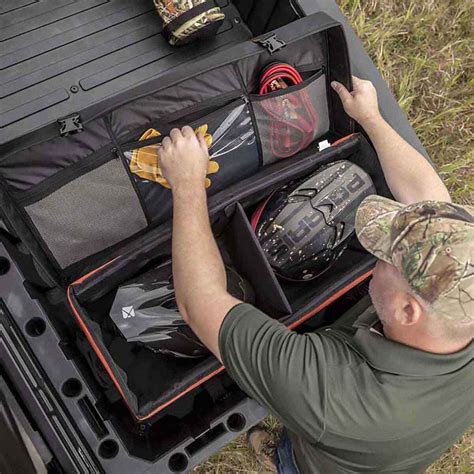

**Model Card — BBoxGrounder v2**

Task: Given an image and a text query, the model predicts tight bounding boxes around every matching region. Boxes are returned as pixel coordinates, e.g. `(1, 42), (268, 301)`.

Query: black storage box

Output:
(0, 1), (412, 471)
(1, 10), (391, 420)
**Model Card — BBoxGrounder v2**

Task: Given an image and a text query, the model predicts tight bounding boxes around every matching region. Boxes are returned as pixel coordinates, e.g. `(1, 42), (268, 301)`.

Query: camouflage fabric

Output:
(356, 195), (474, 321)
(154, 0), (225, 46)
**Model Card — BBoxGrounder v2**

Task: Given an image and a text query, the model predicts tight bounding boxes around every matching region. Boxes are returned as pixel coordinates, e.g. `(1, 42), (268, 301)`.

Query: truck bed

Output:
(0, 0), (251, 143)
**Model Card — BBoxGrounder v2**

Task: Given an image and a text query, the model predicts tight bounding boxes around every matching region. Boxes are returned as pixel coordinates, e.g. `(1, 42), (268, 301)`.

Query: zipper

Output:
(105, 115), (152, 225)
(207, 133), (360, 214)
(248, 67), (325, 101)
(298, 63), (325, 73)
(242, 93), (265, 166)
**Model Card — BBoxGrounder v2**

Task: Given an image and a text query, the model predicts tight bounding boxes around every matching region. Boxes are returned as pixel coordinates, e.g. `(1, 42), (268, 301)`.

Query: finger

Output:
(352, 75), (372, 90)
(170, 128), (182, 141)
(181, 125), (194, 137)
(162, 136), (172, 149)
(331, 81), (352, 105)
(156, 145), (165, 160)
(196, 132), (210, 154)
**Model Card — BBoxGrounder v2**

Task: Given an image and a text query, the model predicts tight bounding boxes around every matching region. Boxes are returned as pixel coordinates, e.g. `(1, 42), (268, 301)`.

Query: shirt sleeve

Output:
(219, 303), (328, 442)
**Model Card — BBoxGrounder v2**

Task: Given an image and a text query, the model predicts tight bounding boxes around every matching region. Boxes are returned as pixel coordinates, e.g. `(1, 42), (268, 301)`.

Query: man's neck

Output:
(384, 327), (471, 355)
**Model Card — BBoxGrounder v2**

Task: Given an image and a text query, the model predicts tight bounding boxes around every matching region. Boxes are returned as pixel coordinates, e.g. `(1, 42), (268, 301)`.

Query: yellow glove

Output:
(129, 128), (166, 185)
(129, 126), (219, 189)
(195, 125), (220, 188)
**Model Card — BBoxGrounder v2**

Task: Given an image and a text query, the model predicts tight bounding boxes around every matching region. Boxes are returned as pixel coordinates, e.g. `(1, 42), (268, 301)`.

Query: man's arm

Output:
(331, 77), (451, 205)
(218, 304), (328, 442)
(159, 128), (328, 442)
(159, 127), (240, 361)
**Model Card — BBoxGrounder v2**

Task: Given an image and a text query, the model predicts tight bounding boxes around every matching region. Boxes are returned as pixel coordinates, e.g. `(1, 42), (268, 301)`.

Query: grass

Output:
(194, 0), (473, 472)
(339, 0), (473, 204)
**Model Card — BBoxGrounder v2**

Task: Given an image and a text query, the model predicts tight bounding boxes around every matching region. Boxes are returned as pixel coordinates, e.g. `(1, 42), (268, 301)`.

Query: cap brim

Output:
(355, 195), (404, 263)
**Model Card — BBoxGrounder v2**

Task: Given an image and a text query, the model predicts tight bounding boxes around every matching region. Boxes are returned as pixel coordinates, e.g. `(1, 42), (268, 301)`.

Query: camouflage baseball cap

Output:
(355, 195), (474, 322)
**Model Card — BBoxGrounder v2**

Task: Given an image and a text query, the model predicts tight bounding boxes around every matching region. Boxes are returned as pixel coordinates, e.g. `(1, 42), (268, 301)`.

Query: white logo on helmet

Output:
(122, 306), (135, 319)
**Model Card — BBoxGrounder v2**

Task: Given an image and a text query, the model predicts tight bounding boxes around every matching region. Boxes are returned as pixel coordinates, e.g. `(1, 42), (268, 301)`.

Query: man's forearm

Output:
(362, 116), (451, 204)
(172, 185), (225, 309)
(171, 184), (239, 359)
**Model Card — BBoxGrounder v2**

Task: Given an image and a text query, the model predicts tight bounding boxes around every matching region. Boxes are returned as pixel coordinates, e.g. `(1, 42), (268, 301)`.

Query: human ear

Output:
(400, 294), (423, 326)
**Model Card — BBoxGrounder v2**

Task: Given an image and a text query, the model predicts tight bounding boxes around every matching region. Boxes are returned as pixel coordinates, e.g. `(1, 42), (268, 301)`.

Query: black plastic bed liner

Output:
(0, 0), (251, 143)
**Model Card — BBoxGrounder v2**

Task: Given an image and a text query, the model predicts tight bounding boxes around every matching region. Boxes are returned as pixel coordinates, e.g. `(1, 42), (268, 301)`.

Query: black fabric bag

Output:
(0, 12), (391, 421)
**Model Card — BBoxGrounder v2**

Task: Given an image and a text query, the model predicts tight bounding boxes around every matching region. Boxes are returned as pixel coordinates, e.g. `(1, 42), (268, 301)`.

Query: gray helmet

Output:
(110, 261), (254, 358)
(252, 160), (376, 281)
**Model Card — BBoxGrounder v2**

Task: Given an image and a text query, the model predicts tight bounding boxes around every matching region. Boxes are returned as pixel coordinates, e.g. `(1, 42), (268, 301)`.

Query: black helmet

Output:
(109, 262), (254, 358)
(252, 160), (376, 281)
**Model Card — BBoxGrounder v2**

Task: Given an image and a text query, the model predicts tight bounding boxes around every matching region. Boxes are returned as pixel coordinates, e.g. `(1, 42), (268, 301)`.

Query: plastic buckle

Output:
(58, 113), (83, 136)
(255, 34), (286, 55)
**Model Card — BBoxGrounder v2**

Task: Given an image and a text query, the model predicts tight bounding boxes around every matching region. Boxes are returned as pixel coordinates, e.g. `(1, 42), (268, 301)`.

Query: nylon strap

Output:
(162, 1), (218, 41)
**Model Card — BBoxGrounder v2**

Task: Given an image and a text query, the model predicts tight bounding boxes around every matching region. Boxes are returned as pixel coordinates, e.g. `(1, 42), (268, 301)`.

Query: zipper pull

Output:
(241, 94), (250, 105)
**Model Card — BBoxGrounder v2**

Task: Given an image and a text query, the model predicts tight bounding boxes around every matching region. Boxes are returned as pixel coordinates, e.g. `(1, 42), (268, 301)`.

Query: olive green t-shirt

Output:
(219, 297), (473, 473)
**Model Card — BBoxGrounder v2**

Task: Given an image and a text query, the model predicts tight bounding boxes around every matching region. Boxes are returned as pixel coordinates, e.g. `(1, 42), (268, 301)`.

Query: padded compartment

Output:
(23, 157), (148, 269)
(121, 99), (260, 225)
(68, 133), (390, 421)
(250, 70), (330, 164)
(215, 204), (291, 317)
(68, 203), (291, 420)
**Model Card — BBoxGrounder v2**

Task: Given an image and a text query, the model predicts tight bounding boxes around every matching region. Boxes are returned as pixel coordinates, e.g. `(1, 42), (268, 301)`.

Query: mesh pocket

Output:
(25, 159), (148, 269)
(251, 72), (329, 165)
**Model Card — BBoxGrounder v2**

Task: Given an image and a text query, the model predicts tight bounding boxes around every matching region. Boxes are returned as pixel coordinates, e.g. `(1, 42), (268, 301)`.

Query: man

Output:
(158, 76), (473, 472)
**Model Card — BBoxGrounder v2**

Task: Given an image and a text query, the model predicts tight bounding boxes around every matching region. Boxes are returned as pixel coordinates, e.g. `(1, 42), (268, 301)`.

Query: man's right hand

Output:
(159, 126), (210, 192)
(331, 76), (382, 128)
